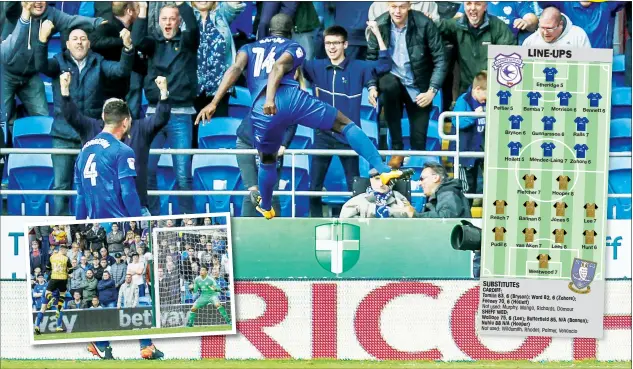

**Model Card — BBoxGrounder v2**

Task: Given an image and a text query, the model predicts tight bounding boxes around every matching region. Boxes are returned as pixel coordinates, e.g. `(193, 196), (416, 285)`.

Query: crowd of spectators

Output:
(29, 220), (153, 310)
(2, 1), (630, 219)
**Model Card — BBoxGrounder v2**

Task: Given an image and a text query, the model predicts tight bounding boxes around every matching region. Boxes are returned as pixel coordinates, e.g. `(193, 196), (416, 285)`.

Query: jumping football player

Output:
(186, 266), (231, 327)
(34, 244), (73, 335)
(195, 13), (411, 220)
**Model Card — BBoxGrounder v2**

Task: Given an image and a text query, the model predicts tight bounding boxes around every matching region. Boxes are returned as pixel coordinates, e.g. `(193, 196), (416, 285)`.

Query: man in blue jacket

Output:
(301, 22), (390, 217)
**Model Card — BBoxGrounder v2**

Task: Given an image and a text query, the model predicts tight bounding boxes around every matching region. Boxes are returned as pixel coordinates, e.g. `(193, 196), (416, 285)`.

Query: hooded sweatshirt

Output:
(522, 13), (591, 48)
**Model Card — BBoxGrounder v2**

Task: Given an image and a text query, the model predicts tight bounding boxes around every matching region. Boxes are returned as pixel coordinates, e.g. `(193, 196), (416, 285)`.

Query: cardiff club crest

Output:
(569, 258), (597, 294)
(492, 53), (524, 88)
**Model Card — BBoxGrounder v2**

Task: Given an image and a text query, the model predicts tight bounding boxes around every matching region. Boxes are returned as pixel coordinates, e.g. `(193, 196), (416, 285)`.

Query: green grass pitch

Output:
(0, 359), (630, 369)
(33, 325), (232, 341)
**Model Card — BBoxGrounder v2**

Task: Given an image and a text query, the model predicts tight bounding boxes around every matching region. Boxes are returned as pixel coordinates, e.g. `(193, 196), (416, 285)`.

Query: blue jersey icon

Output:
(508, 141), (523, 156)
(587, 92), (602, 108)
(497, 90), (512, 105)
(527, 91), (542, 106)
(574, 117), (589, 132)
(543, 67), (558, 82)
(557, 91), (572, 106)
(541, 142), (556, 157)
(574, 144), (589, 159)
(541, 116), (556, 131)
(509, 115), (523, 130)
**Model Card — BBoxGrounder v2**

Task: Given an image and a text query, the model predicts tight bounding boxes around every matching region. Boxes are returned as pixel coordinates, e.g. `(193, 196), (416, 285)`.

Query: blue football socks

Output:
(258, 162), (278, 211)
(342, 123), (391, 173)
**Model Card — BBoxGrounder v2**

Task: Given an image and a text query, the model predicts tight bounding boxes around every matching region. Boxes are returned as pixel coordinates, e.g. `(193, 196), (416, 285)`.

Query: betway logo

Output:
(37, 314), (77, 333)
(200, 281), (632, 361)
(606, 236), (622, 260)
(118, 309), (187, 328)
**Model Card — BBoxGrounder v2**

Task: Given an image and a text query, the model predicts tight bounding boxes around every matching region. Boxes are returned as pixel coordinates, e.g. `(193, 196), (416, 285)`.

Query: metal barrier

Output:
(1, 111), (631, 218)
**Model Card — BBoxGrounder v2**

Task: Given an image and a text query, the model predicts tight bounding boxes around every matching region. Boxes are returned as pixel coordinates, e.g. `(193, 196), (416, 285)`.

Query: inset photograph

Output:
(25, 213), (234, 345)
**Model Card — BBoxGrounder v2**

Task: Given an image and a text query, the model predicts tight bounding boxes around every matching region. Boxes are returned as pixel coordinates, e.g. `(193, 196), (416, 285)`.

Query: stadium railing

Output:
(1, 112), (630, 218)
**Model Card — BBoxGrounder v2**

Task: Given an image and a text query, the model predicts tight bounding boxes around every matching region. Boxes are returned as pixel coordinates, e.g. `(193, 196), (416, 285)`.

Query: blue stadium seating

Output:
(228, 86), (252, 119)
(610, 118), (632, 152)
(361, 88), (378, 120)
(12, 116), (53, 148)
(279, 154), (310, 217)
(390, 118), (441, 151)
(44, 82), (54, 115)
(431, 89), (443, 121)
(198, 117), (241, 149)
(288, 125), (314, 149)
(322, 156), (351, 207)
(613, 54), (626, 87)
(157, 154), (179, 215)
(7, 154), (54, 215)
(611, 87), (632, 119)
(192, 154), (241, 215)
(607, 157), (632, 219)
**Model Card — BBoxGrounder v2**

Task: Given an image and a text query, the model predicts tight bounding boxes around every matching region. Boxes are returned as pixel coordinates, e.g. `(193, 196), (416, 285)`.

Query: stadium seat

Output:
(279, 154), (310, 217)
(12, 116), (53, 148)
(44, 82), (54, 115)
(192, 154), (241, 215)
(611, 87), (632, 119)
(610, 118), (632, 152)
(612, 54), (626, 87)
(228, 86), (252, 119)
(607, 157), (632, 219)
(431, 89), (443, 121)
(361, 88), (378, 120)
(426, 119), (441, 151)
(198, 117), (241, 149)
(322, 156), (352, 207)
(157, 154), (179, 215)
(288, 125), (314, 149)
(7, 154), (54, 215)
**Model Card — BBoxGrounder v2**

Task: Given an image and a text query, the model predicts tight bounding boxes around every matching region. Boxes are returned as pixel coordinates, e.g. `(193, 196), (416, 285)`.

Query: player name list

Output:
(479, 279), (604, 338)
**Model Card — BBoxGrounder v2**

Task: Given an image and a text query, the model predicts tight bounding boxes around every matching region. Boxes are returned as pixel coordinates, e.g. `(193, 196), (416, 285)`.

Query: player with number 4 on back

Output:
(74, 99), (142, 219)
(195, 13), (412, 220)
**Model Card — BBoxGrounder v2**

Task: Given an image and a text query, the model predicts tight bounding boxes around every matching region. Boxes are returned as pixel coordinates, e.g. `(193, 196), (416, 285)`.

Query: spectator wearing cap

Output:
(34, 18), (134, 216)
(32, 274), (48, 310)
(68, 258), (87, 294)
(437, 1), (516, 96)
(110, 252), (128, 290)
(522, 5), (591, 47)
(99, 247), (117, 266)
(1, 2), (104, 137)
(67, 291), (87, 309)
(366, 2), (447, 169)
(538, 1), (625, 49)
(86, 223), (107, 253)
(97, 271), (117, 307)
(127, 252), (146, 297)
(83, 269), (98, 302)
(117, 273), (139, 308)
(133, 2), (199, 216)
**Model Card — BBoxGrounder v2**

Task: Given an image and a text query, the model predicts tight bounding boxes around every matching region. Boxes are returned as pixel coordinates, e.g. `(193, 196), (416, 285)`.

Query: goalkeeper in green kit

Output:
(186, 266), (231, 327)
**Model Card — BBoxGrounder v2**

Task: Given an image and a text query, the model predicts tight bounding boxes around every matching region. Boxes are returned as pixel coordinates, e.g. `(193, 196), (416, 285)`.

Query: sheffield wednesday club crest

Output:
(492, 53), (524, 87)
(569, 258), (597, 294)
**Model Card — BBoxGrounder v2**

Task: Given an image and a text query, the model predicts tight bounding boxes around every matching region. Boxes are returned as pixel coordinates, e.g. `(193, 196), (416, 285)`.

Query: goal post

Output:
(152, 225), (234, 329)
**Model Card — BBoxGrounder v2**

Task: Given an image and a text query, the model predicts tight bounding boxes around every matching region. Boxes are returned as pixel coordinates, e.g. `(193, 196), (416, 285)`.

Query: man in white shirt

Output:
(117, 273), (139, 308)
(522, 6), (591, 47)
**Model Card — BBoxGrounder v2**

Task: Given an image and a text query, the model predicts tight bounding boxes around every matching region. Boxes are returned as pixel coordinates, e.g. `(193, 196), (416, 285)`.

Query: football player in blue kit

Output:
(195, 13), (411, 220)
(74, 99), (142, 220)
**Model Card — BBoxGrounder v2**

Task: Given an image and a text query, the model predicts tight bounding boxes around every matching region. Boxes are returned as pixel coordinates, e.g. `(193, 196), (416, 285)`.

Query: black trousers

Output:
(378, 74), (431, 151)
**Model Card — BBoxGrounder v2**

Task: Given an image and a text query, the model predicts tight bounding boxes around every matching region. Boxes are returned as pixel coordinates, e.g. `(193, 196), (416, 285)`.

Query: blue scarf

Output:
(368, 187), (392, 218)
(197, 14), (228, 96)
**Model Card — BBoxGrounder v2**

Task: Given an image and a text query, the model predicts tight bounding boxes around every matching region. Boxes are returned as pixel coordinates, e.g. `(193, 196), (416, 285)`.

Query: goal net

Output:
(152, 225), (233, 329)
